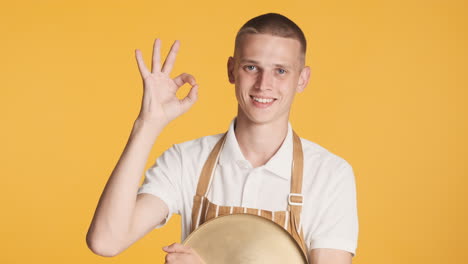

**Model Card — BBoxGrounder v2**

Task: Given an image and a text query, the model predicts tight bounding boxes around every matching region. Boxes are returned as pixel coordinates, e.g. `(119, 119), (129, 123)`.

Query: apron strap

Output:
(195, 133), (227, 197)
(288, 131), (304, 231)
(191, 133), (227, 232)
(288, 131), (308, 259)
(290, 131), (304, 202)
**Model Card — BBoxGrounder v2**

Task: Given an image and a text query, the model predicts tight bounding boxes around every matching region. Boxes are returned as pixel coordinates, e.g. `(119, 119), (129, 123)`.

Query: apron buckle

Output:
(288, 193), (303, 206)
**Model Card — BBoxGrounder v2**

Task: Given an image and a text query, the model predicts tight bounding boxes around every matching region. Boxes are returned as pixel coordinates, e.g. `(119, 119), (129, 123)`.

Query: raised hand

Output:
(134, 38), (199, 127)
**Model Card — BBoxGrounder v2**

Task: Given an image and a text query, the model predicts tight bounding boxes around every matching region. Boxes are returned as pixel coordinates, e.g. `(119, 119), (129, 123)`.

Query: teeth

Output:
(253, 97), (274, 103)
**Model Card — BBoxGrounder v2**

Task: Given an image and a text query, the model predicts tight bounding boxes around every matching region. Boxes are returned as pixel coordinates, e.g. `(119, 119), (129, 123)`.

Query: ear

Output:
(227, 56), (235, 84)
(296, 66), (311, 93)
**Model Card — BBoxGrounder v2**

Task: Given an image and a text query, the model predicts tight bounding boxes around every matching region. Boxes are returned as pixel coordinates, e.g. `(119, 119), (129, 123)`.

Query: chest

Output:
(205, 164), (292, 212)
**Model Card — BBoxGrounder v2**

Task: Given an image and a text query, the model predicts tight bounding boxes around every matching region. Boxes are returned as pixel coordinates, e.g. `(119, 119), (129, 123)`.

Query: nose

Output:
(254, 70), (273, 90)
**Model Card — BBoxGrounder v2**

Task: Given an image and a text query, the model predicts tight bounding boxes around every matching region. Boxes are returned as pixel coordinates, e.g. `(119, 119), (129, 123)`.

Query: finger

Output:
(161, 40), (180, 74)
(162, 243), (192, 254)
(166, 252), (201, 264)
(165, 252), (186, 263)
(162, 243), (191, 253)
(165, 252), (177, 263)
(135, 49), (150, 79)
(173, 73), (197, 88)
(180, 84), (199, 112)
(151, 38), (161, 73)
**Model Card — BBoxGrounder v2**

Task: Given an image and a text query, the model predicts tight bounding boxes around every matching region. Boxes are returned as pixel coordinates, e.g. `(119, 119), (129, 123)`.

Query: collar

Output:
(218, 117), (294, 180)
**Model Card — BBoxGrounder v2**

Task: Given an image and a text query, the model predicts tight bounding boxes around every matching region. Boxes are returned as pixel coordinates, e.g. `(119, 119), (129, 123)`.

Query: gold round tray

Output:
(183, 214), (308, 264)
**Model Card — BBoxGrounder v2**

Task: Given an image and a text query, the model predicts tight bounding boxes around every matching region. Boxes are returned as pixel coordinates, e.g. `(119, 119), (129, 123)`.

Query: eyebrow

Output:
(239, 59), (293, 69)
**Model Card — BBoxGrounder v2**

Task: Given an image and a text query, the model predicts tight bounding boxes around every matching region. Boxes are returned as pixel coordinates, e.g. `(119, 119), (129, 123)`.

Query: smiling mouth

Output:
(250, 95), (277, 103)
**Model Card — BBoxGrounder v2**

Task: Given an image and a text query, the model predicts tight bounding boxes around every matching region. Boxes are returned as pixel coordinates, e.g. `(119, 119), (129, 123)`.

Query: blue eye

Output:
(246, 65), (257, 71)
(277, 68), (286, 74)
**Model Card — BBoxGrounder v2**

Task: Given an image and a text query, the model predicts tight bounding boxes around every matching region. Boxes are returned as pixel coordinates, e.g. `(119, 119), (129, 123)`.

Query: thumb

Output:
(162, 243), (192, 253)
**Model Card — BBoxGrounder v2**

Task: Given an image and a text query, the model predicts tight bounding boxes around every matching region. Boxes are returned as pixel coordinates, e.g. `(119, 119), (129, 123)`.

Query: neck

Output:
(234, 111), (289, 168)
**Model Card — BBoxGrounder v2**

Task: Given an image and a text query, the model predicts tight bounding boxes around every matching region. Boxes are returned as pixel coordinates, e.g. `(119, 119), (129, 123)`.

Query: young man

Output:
(86, 13), (358, 264)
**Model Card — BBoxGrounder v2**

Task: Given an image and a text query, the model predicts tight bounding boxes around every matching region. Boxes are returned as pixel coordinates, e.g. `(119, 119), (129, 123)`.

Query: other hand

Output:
(162, 242), (206, 264)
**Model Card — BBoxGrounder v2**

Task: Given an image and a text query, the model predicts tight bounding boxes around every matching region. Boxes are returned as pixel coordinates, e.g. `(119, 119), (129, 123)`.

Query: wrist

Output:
(131, 118), (165, 140)
(134, 117), (166, 131)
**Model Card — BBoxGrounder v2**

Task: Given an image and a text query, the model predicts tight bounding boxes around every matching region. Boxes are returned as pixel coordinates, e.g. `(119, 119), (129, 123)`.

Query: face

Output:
(227, 33), (310, 126)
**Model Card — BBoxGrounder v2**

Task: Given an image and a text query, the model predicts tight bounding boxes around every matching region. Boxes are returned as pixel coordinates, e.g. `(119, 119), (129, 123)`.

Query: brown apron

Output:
(189, 130), (309, 260)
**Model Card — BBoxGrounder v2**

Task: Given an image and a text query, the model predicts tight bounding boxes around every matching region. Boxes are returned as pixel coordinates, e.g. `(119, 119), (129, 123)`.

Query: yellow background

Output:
(1, 0), (466, 263)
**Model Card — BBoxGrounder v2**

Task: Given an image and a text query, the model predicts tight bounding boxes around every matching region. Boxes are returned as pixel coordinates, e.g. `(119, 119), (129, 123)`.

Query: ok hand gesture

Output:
(134, 38), (198, 127)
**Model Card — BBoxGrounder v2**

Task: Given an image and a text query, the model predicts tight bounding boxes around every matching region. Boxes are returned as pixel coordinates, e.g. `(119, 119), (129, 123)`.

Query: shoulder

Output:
(155, 132), (224, 167)
(154, 132), (225, 189)
(166, 132), (225, 168)
(173, 132), (224, 155)
(299, 137), (353, 177)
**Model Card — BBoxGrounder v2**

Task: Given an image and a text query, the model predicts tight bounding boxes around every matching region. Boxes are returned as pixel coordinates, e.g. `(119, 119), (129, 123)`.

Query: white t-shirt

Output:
(137, 118), (359, 256)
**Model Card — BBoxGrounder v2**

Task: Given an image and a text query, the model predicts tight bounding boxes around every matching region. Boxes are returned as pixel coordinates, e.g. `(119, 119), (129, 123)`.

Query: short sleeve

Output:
(137, 144), (182, 229)
(309, 162), (359, 257)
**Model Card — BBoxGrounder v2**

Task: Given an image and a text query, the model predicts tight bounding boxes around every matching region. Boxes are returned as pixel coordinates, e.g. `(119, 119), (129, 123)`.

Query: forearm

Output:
(86, 118), (164, 253)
